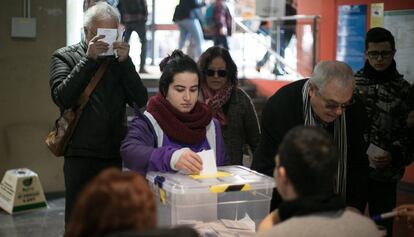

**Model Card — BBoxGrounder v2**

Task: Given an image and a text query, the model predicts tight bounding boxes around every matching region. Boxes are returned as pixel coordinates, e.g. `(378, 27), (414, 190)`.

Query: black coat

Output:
(173, 0), (205, 22)
(252, 79), (369, 211)
(49, 42), (148, 158)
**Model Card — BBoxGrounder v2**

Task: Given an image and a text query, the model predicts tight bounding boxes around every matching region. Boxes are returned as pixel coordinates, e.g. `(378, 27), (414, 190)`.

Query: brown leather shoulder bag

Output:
(45, 60), (109, 156)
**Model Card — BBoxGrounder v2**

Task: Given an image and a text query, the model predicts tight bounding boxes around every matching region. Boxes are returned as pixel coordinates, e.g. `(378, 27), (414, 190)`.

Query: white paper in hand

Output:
(97, 28), (118, 56)
(366, 143), (387, 168)
(197, 149), (217, 175)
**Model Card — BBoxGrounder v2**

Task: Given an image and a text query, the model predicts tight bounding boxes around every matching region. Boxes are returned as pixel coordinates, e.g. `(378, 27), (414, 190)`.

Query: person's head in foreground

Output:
(308, 61), (355, 123)
(257, 127), (381, 237)
(64, 168), (156, 237)
(275, 126), (338, 201)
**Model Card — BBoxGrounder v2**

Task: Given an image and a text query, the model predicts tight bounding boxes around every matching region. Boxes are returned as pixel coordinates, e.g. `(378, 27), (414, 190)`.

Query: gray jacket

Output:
(221, 88), (260, 165)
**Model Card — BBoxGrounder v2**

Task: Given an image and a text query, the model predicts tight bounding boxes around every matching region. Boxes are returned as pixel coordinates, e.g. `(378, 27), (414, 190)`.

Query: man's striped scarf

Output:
(302, 80), (348, 197)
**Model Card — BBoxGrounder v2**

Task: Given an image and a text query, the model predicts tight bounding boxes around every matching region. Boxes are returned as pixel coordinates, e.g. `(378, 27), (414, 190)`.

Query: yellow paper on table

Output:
(190, 171), (232, 179)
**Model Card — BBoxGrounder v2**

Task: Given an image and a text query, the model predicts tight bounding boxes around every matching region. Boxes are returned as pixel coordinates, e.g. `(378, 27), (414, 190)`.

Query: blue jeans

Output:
(176, 18), (204, 59)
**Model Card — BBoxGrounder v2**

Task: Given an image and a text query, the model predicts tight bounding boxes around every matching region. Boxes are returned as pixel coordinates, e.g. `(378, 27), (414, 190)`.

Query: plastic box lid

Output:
(146, 165), (275, 194)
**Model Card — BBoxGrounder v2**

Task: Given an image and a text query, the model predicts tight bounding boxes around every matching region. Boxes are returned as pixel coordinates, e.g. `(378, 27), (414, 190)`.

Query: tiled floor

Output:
(0, 198), (65, 237)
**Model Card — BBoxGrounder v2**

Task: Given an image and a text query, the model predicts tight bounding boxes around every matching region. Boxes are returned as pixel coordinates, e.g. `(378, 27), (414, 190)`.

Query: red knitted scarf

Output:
(202, 83), (233, 127)
(147, 93), (213, 144)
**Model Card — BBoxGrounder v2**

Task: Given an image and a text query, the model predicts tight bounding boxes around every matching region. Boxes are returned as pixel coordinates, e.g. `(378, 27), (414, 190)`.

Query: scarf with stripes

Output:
(302, 80), (348, 197)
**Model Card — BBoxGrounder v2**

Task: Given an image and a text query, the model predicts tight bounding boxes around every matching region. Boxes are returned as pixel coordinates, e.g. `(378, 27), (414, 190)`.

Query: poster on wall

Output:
(384, 10), (414, 84)
(336, 5), (367, 72)
(370, 3), (384, 28)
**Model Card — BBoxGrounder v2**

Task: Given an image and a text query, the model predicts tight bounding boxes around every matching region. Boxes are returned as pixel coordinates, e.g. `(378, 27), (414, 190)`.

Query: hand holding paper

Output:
(86, 34), (108, 60)
(113, 41), (130, 62)
(366, 143), (391, 169)
(175, 149), (202, 174)
(96, 28), (118, 56)
(197, 149), (217, 175)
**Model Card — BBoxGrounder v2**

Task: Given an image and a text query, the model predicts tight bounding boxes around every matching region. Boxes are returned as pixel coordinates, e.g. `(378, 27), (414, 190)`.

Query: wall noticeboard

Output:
(384, 10), (414, 84)
(336, 5), (367, 72)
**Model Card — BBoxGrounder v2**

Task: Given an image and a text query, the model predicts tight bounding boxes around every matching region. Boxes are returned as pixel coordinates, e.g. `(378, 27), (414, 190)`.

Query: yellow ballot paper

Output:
(198, 149), (217, 175)
(190, 171), (232, 179)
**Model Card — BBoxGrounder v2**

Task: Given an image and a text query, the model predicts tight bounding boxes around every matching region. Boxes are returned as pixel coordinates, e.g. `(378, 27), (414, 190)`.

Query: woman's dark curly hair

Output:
(158, 49), (201, 96)
(197, 46), (238, 87)
(64, 168), (156, 237)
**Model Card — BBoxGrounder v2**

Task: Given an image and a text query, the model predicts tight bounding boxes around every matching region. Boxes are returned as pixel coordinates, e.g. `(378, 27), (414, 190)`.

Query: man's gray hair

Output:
(310, 61), (354, 92)
(83, 1), (120, 29)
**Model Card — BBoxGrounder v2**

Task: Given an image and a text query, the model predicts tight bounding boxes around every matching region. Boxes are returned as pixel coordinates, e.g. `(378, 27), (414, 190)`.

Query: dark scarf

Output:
(147, 93), (212, 144)
(363, 60), (400, 83)
(201, 83), (234, 127)
(278, 194), (346, 222)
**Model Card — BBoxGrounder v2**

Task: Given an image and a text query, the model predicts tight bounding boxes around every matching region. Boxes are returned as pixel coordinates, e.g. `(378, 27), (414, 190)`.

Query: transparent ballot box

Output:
(146, 165), (275, 228)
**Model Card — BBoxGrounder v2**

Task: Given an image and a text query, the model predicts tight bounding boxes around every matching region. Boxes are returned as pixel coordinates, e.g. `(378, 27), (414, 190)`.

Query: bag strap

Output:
(77, 59), (110, 110)
(52, 59), (110, 155)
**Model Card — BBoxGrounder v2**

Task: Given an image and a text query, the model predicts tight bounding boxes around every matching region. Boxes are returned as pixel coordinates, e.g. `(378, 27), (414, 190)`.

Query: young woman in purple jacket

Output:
(121, 50), (229, 176)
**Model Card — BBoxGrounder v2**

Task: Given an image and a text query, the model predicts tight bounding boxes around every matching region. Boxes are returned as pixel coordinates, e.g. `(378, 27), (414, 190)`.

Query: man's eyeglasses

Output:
(205, 69), (227, 77)
(366, 50), (394, 59)
(316, 90), (355, 110)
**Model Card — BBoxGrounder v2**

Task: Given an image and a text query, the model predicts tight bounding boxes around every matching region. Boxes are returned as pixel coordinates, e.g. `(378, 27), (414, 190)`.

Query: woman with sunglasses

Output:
(121, 49), (228, 175)
(198, 46), (260, 165)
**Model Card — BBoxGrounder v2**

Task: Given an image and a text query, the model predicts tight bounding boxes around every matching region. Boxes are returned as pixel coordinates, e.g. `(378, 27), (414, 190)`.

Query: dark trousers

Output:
(368, 179), (397, 237)
(63, 156), (122, 223)
(280, 28), (295, 59)
(346, 166), (369, 213)
(213, 35), (229, 50)
(256, 28), (295, 74)
(124, 22), (147, 70)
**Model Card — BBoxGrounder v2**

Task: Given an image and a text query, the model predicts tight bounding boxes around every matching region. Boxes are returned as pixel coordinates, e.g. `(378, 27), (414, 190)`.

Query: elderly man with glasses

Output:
(252, 60), (369, 214)
(355, 27), (412, 236)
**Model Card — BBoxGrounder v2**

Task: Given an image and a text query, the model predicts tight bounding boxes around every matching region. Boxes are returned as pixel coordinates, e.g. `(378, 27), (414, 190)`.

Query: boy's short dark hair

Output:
(365, 27), (395, 51)
(278, 126), (338, 197)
